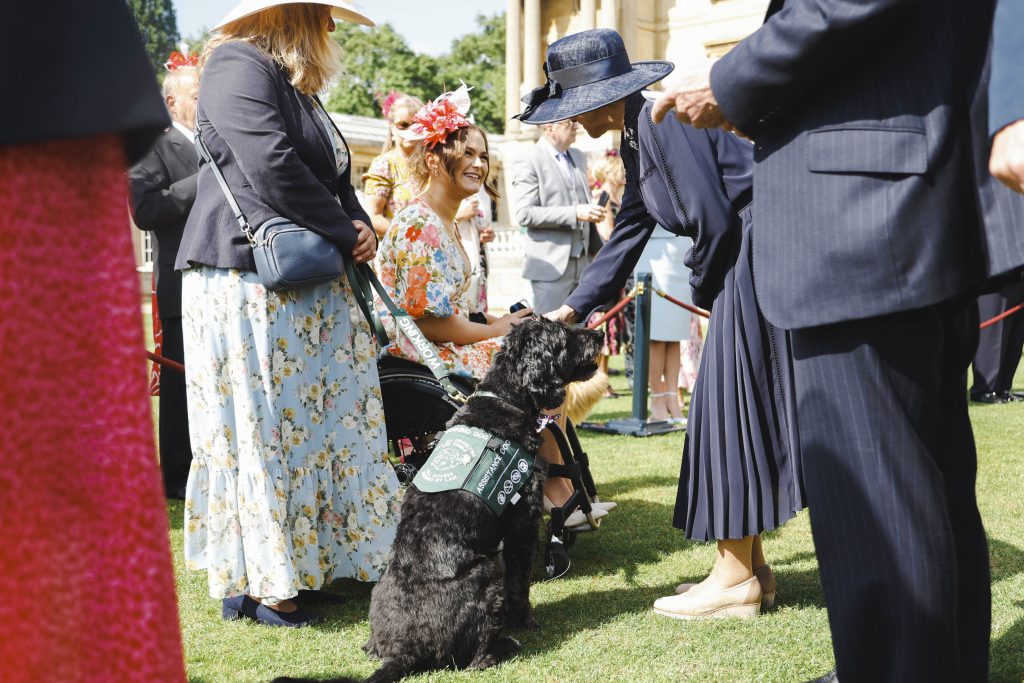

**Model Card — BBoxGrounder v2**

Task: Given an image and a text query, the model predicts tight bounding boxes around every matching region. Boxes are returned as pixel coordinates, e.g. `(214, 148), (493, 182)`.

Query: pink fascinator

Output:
(377, 90), (400, 118)
(400, 82), (473, 148)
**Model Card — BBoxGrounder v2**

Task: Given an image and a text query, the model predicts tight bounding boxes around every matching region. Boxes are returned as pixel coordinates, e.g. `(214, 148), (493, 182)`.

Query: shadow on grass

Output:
(597, 473), (680, 498)
(549, 498), (688, 583)
(991, 602), (1024, 683)
(522, 583), (681, 649)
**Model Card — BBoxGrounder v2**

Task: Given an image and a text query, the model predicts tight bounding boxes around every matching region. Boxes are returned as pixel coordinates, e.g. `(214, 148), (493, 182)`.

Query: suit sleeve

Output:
(512, 156), (578, 228)
(990, 0), (1024, 136)
(565, 144), (657, 318)
(710, 0), (918, 137)
(201, 43), (359, 253)
(129, 144), (198, 232)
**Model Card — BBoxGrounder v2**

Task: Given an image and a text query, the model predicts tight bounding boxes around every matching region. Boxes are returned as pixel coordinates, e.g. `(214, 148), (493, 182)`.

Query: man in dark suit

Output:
(652, 1), (1024, 681)
(971, 283), (1024, 403)
(130, 63), (200, 500)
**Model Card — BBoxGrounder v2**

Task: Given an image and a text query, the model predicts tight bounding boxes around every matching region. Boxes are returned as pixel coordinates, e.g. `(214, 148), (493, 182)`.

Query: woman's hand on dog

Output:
(490, 308), (533, 336)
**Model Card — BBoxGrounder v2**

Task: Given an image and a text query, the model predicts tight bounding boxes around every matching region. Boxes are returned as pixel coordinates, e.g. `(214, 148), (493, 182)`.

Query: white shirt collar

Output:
(540, 136), (569, 161)
(171, 120), (194, 140)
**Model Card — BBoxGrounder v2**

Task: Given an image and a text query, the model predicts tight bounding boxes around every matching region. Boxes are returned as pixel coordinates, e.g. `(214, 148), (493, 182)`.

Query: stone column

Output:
(620, 0), (637, 55)
(581, 0), (597, 30)
(601, 0), (619, 32)
(523, 0), (542, 92)
(505, 0), (523, 133)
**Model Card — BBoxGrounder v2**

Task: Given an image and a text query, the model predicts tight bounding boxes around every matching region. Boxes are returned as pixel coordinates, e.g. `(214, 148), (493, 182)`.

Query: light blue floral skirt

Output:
(181, 267), (401, 601)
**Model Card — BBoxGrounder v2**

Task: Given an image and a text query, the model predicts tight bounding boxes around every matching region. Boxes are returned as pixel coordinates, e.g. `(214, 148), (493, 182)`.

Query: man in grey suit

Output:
(512, 120), (607, 314)
(990, 0), (1024, 193)
(654, 0), (1024, 681)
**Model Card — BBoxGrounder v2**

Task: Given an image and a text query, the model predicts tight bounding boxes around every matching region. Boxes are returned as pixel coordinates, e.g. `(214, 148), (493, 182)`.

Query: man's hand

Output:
(576, 204), (608, 223)
(651, 61), (730, 130)
(351, 220), (377, 264)
(545, 304), (579, 325)
(990, 119), (1024, 194)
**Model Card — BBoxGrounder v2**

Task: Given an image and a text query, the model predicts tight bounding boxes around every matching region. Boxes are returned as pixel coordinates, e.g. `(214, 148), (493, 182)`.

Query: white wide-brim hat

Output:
(212, 0), (374, 31)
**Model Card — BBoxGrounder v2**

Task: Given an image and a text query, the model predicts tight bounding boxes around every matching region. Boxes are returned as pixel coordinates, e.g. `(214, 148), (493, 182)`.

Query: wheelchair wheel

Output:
(377, 356), (474, 481)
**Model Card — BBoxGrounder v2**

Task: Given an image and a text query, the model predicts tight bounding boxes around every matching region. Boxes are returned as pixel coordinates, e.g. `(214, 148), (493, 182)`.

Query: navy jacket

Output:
(566, 96), (753, 316)
(0, 1), (167, 162)
(176, 41), (371, 272)
(990, 0), (1024, 136)
(130, 126), (199, 318)
(711, 0), (1024, 329)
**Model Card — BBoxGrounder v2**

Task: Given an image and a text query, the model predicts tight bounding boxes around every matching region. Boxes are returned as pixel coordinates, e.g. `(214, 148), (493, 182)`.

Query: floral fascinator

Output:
(165, 51), (199, 71)
(399, 82), (474, 148)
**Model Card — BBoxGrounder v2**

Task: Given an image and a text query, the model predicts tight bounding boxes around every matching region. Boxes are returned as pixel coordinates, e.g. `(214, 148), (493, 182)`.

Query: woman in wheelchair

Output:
(376, 86), (614, 536)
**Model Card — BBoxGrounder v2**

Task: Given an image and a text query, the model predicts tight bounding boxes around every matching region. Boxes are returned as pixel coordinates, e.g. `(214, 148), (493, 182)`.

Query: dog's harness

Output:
(413, 424), (542, 516)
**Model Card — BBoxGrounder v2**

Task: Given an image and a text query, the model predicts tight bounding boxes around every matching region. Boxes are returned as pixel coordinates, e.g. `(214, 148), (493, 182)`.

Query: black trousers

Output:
(790, 302), (989, 683)
(971, 281), (1024, 396)
(159, 316), (192, 496)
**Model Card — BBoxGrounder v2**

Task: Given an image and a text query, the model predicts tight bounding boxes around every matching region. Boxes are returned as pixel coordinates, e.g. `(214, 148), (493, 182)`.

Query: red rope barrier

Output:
(979, 302), (1024, 330)
(587, 287), (638, 330)
(146, 350), (185, 374)
(652, 287), (711, 319)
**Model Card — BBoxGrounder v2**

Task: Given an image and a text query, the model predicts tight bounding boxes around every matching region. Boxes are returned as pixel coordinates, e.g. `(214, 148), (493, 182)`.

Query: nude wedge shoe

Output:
(654, 575), (761, 620)
(675, 565), (776, 610)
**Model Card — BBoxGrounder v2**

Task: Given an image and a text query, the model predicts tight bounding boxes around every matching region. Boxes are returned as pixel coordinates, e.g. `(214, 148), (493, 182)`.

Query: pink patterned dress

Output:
(378, 198), (501, 379)
(0, 136), (186, 681)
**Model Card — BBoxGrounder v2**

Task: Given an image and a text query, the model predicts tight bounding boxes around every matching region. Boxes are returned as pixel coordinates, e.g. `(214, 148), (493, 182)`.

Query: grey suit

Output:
(513, 141), (597, 314)
(712, 0), (1023, 680)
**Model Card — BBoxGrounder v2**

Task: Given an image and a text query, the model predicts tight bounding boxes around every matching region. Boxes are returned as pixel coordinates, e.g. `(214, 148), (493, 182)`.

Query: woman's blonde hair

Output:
(201, 4), (340, 95)
(590, 152), (625, 188)
(408, 125), (499, 202)
(381, 94), (424, 154)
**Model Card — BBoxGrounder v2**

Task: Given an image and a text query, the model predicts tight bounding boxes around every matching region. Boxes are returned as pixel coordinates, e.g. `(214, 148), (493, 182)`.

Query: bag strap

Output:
(194, 126), (257, 245)
(345, 262), (467, 404)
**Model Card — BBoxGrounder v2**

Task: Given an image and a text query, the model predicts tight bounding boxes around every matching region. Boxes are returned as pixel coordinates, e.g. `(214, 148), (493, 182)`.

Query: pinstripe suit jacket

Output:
(711, 0), (1024, 330)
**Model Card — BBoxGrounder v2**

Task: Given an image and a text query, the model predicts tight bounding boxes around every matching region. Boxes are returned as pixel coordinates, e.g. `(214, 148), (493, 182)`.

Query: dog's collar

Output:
(472, 391), (561, 433)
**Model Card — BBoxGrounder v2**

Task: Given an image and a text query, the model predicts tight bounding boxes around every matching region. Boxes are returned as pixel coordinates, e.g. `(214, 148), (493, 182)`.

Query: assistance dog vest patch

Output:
(413, 424), (537, 516)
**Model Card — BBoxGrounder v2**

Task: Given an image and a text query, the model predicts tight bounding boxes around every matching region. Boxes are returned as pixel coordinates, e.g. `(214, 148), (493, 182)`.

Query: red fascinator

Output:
(165, 51), (199, 71)
(400, 82), (473, 148)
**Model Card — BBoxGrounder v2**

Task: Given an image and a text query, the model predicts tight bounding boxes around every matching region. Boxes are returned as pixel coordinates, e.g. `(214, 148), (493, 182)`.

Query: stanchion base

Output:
(578, 418), (686, 437)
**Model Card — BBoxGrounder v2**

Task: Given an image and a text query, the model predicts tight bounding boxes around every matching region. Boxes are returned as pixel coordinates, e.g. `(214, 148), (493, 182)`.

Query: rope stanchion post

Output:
(578, 272), (686, 437)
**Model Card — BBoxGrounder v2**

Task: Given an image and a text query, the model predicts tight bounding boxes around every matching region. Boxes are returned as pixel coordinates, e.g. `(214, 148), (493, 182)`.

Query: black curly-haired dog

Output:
(273, 317), (603, 683)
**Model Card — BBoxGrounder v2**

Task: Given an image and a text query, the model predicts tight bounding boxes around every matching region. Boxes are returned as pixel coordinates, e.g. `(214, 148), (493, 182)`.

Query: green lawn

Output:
(163, 354), (1024, 682)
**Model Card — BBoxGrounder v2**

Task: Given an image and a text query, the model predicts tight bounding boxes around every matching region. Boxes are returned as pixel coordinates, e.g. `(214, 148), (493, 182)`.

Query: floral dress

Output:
(181, 100), (402, 603)
(377, 198), (501, 379)
(362, 149), (418, 221)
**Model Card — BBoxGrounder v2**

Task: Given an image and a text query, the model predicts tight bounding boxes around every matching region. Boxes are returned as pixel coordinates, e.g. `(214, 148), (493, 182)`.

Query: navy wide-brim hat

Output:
(514, 29), (674, 125)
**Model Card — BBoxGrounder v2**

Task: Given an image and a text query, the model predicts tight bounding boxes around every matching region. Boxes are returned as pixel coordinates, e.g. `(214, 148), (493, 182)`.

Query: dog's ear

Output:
(491, 318), (571, 411)
(562, 326), (604, 381)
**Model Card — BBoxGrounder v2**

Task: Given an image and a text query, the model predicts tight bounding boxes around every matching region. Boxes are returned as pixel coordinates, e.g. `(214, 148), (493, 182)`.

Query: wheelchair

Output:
(377, 354), (605, 576)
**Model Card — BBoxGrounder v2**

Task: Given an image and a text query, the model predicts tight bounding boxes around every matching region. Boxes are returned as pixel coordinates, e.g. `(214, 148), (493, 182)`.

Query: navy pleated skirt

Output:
(673, 206), (806, 542)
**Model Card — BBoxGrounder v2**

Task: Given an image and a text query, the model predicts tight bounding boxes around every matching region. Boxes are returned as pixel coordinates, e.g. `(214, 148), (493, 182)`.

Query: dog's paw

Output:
(506, 615), (541, 631)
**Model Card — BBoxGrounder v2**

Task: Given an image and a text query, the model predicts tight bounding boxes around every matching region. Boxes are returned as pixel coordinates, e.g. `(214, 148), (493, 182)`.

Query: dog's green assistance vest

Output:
(412, 424), (538, 516)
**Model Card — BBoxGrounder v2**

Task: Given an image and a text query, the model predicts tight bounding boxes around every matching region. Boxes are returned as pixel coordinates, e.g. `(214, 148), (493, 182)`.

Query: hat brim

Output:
(213, 1), (374, 31)
(515, 61), (674, 125)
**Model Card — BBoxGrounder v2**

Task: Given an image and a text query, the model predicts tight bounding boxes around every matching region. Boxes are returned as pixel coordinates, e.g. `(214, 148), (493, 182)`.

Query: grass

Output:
(161, 351), (1024, 682)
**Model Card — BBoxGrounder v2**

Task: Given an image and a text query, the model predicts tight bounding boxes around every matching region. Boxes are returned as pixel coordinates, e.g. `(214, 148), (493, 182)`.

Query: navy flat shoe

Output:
(221, 595), (246, 620)
(295, 589), (345, 606)
(240, 595), (316, 628)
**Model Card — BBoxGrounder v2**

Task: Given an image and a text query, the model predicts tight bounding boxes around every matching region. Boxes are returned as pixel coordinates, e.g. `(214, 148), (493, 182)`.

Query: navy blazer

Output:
(990, 0), (1024, 136)
(711, 0), (1024, 329)
(0, 1), (167, 162)
(130, 126), (199, 318)
(566, 96), (753, 317)
(176, 41), (371, 272)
